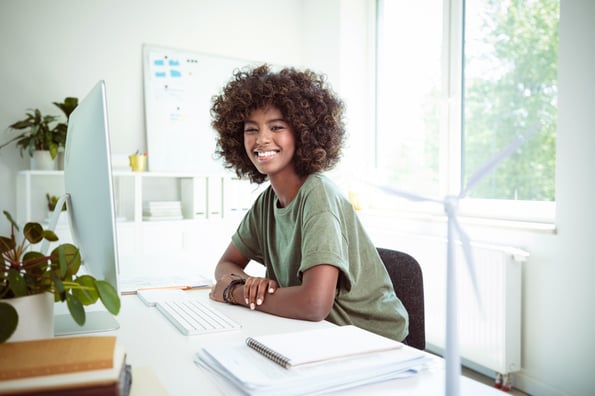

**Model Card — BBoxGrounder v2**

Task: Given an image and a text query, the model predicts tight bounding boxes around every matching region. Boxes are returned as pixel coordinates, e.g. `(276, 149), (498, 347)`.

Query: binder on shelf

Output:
(207, 177), (223, 217)
(180, 177), (206, 219)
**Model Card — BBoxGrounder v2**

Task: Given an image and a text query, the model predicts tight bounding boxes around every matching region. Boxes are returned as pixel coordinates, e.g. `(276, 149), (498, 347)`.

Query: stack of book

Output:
(194, 325), (431, 395)
(0, 336), (131, 396)
(142, 200), (183, 221)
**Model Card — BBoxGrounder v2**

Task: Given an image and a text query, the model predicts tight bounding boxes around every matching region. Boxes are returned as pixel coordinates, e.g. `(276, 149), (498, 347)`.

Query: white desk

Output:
(107, 289), (503, 395)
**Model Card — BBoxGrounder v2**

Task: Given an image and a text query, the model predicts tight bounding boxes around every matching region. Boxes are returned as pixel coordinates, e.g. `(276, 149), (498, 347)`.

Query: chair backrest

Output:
(377, 247), (426, 350)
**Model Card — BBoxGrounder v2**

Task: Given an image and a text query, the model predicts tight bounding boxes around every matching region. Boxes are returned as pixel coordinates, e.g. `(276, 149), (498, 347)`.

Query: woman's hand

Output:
(243, 276), (278, 310)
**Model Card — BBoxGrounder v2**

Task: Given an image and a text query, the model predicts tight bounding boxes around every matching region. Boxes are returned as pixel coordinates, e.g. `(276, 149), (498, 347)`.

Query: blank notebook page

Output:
(245, 325), (402, 368)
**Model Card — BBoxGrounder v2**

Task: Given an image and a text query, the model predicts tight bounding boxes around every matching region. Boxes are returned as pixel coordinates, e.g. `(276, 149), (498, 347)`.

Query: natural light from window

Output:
(375, 0), (559, 223)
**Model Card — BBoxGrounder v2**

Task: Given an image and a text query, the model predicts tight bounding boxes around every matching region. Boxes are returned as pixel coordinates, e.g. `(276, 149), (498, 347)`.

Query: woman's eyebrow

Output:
(266, 118), (287, 124)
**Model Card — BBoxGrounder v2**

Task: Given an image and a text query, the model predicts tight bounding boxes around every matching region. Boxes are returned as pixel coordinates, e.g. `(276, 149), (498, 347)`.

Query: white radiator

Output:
(379, 234), (528, 376)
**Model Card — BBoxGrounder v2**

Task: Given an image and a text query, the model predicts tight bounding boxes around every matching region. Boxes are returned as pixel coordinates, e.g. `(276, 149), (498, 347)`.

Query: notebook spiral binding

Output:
(246, 337), (292, 368)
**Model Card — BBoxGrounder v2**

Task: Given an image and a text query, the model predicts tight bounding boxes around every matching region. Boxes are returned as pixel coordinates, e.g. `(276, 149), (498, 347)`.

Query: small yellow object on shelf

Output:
(129, 151), (147, 172)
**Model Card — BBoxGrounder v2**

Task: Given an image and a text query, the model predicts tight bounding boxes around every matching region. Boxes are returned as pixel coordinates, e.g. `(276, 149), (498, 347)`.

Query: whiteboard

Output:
(143, 45), (257, 173)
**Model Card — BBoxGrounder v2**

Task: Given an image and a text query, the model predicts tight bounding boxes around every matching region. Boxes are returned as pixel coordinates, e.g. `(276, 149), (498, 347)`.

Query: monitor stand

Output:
(54, 311), (120, 336)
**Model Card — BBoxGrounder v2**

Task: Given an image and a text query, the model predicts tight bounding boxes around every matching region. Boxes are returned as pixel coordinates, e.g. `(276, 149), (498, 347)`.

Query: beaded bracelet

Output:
(223, 278), (245, 305)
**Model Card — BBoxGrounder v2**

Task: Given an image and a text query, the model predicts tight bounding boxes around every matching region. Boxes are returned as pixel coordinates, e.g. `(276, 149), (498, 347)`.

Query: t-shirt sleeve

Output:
(231, 199), (264, 264)
(299, 210), (352, 290)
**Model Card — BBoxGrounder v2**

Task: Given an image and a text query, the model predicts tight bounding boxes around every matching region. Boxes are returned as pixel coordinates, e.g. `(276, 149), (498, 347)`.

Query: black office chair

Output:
(377, 247), (426, 350)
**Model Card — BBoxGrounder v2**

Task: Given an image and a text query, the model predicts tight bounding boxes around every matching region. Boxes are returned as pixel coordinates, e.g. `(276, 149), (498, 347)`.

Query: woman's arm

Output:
(214, 242), (251, 280)
(210, 242), (254, 303)
(211, 242), (280, 302)
(236, 264), (339, 322)
(210, 242), (339, 322)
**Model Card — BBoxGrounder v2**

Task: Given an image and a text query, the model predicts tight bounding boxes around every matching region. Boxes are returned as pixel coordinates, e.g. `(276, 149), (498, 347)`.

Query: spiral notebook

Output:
(245, 325), (402, 368)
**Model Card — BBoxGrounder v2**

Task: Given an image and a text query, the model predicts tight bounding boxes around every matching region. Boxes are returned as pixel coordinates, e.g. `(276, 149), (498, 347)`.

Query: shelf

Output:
(15, 170), (264, 281)
(15, 170), (256, 223)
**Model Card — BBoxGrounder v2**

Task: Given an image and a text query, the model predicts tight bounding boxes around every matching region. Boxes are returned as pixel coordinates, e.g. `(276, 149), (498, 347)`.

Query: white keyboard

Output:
(156, 299), (242, 335)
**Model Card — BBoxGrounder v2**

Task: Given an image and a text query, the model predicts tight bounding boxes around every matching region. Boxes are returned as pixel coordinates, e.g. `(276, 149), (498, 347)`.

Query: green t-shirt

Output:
(231, 173), (409, 341)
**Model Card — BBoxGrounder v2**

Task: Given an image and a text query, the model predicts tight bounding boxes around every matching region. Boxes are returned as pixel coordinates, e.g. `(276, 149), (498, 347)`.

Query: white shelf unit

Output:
(112, 171), (224, 223)
(15, 170), (261, 278)
(15, 170), (260, 225)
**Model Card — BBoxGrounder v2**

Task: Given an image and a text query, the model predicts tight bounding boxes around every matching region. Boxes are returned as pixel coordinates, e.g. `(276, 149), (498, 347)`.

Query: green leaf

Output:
(72, 275), (98, 305)
(0, 302), (18, 343)
(42, 230), (59, 242)
(0, 236), (15, 254)
(49, 143), (58, 159)
(53, 97), (78, 118)
(53, 276), (66, 301)
(50, 244), (79, 279)
(2, 211), (19, 231)
(7, 270), (27, 296)
(22, 251), (48, 276)
(66, 294), (85, 326)
(23, 222), (44, 244)
(96, 280), (121, 315)
(9, 119), (33, 130)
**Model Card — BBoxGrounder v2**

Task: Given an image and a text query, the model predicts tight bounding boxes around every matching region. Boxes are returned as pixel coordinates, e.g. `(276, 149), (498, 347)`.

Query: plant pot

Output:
(56, 149), (65, 170)
(31, 150), (56, 171)
(3, 293), (54, 342)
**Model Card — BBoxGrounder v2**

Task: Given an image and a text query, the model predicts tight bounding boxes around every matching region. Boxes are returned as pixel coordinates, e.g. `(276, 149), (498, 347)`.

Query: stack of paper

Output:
(194, 326), (431, 395)
(142, 200), (183, 221)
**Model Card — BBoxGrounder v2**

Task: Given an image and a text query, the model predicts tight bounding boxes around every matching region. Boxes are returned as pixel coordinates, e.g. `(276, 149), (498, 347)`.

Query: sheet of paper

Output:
(119, 274), (211, 294)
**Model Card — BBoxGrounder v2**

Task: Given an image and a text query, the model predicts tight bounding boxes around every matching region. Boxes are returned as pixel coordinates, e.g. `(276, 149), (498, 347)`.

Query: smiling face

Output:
(243, 106), (297, 181)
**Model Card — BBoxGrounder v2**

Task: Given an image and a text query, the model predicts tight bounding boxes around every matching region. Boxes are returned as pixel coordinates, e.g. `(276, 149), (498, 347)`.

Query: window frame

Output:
(373, 0), (556, 229)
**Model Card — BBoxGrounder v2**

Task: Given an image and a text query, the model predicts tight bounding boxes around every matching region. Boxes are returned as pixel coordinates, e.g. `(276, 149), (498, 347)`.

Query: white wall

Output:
(548, 1), (595, 394)
(1, 1), (593, 395)
(0, 0), (306, 223)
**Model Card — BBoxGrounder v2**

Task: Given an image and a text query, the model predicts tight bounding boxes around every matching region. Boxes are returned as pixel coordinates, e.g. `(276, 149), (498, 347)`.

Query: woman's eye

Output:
(271, 125), (285, 132)
(244, 127), (257, 134)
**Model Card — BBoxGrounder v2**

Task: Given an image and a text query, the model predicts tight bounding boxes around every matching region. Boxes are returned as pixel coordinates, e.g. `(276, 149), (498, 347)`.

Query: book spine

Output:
(245, 337), (291, 368)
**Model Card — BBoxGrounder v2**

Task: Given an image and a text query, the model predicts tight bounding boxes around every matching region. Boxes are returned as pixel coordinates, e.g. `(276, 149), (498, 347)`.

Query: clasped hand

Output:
(210, 274), (278, 310)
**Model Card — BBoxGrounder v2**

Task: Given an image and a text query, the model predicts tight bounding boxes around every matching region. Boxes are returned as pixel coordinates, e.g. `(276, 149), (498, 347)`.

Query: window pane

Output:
(463, 0), (559, 201)
(376, 0), (443, 197)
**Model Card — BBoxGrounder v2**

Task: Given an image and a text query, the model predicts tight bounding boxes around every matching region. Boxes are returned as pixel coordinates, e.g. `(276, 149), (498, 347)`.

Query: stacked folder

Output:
(142, 200), (183, 221)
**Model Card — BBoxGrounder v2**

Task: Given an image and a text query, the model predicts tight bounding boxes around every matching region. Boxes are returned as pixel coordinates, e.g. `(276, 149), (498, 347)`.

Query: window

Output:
(375, 0), (559, 222)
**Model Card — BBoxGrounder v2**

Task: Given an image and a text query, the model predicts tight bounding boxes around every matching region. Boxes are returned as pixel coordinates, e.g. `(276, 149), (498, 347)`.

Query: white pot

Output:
(4, 293), (54, 342)
(56, 149), (65, 170)
(30, 150), (56, 170)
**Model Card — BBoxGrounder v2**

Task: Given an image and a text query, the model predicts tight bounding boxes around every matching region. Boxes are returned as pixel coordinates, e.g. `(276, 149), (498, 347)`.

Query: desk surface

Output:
(106, 289), (502, 395)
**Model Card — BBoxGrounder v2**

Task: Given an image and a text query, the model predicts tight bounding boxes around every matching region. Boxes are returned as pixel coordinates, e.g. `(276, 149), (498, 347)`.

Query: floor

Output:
(462, 367), (529, 395)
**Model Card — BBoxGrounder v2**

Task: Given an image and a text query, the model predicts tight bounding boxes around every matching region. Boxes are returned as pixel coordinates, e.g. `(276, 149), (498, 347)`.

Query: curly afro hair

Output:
(211, 64), (346, 184)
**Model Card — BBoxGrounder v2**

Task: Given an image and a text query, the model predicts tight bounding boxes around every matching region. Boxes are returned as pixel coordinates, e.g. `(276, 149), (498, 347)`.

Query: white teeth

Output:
(257, 151), (277, 158)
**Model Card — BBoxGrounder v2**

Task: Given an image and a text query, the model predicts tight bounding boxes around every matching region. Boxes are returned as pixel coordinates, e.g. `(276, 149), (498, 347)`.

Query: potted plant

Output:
(0, 211), (120, 343)
(46, 193), (66, 212)
(50, 97), (78, 150)
(0, 97), (78, 168)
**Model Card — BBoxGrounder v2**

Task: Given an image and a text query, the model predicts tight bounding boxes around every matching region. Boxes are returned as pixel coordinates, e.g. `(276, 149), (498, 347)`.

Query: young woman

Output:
(208, 64), (408, 342)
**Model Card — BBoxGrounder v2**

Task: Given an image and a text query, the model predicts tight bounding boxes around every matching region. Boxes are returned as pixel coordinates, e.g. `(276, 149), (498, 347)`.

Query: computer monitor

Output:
(51, 80), (121, 335)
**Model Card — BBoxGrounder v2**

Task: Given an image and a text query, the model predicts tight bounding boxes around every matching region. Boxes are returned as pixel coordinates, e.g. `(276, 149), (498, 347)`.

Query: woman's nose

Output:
(256, 128), (271, 144)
